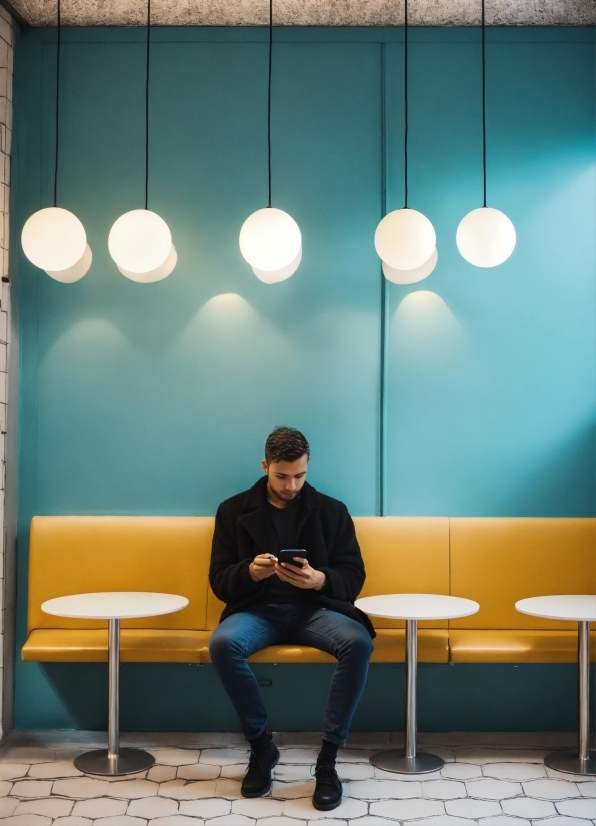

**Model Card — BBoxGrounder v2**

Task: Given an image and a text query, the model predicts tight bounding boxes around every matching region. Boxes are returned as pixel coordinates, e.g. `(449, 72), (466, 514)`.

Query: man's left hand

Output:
(275, 558), (326, 591)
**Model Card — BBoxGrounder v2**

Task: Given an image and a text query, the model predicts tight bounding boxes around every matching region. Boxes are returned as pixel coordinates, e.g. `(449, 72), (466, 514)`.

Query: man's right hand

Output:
(249, 553), (278, 582)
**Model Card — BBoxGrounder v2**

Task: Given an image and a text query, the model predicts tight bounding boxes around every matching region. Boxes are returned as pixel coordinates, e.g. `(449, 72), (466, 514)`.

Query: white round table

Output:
(42, 592), (189, 776)
(516, 595), (596, 776)
(355, 594), (479, 774)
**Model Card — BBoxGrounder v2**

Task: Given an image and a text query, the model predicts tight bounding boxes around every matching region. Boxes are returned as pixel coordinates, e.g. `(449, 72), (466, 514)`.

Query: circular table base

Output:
(370, 749), (444, 774)
(544, 749), (596, 776)
(75, 748), (155, 776)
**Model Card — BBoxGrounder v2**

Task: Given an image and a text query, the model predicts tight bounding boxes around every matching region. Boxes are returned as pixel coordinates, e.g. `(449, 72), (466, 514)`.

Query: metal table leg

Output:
(545, 620), (595, 776)
(370, 619), (444, 774)
(74, 619), (155, 776)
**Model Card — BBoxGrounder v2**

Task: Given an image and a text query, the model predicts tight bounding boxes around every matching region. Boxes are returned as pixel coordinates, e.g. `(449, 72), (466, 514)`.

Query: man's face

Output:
(262, 454), (309, 506)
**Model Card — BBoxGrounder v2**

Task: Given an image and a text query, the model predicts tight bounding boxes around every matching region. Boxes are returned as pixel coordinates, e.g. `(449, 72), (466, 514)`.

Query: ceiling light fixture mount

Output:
(239, 0), (301, 283)
(21, 0), (92, 282)
(456, 0), (515, 267)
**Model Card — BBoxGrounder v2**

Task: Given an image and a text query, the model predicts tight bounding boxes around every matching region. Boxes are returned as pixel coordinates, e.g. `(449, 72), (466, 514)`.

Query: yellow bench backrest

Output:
(28, 516), (214, 632)
(28, 515), (595, 635)
(354, 517), (450, 628)
(450, 518), (596, 630)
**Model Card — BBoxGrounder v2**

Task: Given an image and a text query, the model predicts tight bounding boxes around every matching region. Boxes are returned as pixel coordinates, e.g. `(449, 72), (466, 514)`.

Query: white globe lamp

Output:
(45, 243), (92, 283)
(22, 207), (87, 273)
(252, 247), (302, 284)
(456, 207), (516, 268)
(375, 208), (436, 271)
(239, 207), (301, 273)
(108, 209), (172, 275)
(118, 244), (177, 283)
(383, 247), (438, 285)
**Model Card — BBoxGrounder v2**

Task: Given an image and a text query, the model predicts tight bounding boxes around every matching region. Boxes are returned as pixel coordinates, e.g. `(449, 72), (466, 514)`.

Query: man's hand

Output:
(275, 558), (326, 591)
(249, 553), (278, 582)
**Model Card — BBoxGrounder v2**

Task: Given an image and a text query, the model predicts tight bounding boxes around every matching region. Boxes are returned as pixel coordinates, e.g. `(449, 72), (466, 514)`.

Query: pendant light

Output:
(21, 0), (91, 282)
(374, 0), (437, 278)
(239, 0), (301, 282)
(108, 0), (176, 282)
(456, 0), (515, 267)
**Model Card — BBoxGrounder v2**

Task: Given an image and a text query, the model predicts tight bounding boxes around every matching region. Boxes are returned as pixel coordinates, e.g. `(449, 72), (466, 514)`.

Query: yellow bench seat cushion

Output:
(450, 630), (596, 663)
(198, 630), (448, 664)
(22, 629), (211, 663)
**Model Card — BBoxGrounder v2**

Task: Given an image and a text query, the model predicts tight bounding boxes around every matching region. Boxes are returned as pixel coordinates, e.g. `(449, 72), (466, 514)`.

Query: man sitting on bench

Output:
(209, 426), (374, 811)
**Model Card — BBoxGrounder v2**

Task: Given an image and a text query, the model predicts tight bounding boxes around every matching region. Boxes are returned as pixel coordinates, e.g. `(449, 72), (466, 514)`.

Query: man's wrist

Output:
(313, 570), (326, 591)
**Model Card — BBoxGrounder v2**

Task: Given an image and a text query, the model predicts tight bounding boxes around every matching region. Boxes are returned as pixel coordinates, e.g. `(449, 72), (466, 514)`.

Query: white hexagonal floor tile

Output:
(369, 798), (445, 819)
(501, 796), (557, 818)
(72, 798), (128, 818)
(555, 797), (596, 818)
(445, 797), (502, 818)
(13, 797), (73, 817)
(533, 818), (594, 826)
(177, 764), (221, 781)
(410, 818), (475, 825)
(128, 795), (179, 817)
(465, 779), (522, 799)
(345, 779), (421, 799)
(440, 763), (482, 780)
(482, 762), (546, 781)
(232, 797), (285, 817)
(27, 761), (82, 779)
(522, 778), (580, 799)
(421, 779), (467, 800)
(151, 750), (201, 767)
(199, 749), (250, 766)
(179, 798), (231, 818)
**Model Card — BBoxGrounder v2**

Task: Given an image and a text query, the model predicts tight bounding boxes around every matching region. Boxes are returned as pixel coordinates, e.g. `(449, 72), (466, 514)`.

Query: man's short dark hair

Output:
(265, 427), (310, 464)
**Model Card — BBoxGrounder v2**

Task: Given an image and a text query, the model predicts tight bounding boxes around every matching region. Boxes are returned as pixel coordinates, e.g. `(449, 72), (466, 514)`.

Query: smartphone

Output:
(278, 549), (307, 568)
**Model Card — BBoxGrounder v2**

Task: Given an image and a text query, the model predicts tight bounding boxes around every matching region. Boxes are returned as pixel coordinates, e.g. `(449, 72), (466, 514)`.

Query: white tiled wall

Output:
(0, 4), (14, 740)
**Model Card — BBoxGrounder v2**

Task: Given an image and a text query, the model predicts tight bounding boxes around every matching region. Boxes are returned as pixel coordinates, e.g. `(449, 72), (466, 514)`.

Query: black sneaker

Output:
(312, 762), (342, 810)
(241, 742), (280, 798)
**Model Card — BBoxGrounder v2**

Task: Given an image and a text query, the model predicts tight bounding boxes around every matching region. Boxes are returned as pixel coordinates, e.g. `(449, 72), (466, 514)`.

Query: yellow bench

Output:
(22, 515), (595, 665)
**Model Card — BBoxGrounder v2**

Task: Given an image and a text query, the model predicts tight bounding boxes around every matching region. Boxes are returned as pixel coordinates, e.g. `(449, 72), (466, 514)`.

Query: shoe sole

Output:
(312, 795), (342, 811)
(241, 750), (280, 798)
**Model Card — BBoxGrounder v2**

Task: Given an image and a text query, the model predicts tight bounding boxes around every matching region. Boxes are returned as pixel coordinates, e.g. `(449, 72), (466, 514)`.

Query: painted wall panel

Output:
(12, 27), (596, 729)
(385, 33), (596, 516)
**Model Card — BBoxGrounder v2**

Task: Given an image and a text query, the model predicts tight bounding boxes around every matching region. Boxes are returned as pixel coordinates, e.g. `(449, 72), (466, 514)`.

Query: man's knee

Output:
(209, 625), (244, 663)
(339, 623), (373, 661)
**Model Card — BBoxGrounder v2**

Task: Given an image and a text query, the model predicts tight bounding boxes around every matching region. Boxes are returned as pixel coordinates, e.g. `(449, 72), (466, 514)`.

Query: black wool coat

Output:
(209, 476), (375, 638)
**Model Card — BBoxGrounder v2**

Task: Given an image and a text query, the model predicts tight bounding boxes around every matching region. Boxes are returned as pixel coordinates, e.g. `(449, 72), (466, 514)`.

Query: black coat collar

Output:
(238, 477), (321, 553)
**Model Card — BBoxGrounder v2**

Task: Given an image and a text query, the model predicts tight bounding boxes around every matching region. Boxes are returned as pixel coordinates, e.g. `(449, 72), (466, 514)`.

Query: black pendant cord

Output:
(267, 0), (273, 208)
(379, 42), (388, 516)
(481, 0), (487, 207)
(403, 0), (408, 209)
(53, 0), (61, 207)
(144, 0), (151, 210)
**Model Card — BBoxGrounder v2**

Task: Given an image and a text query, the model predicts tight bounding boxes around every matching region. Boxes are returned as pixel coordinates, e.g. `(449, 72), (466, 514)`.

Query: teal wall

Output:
(13, 26), (596, 730)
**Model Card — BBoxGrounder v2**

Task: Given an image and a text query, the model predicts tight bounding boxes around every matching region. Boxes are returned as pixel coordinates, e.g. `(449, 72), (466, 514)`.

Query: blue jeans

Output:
(209, 603), (373, 745)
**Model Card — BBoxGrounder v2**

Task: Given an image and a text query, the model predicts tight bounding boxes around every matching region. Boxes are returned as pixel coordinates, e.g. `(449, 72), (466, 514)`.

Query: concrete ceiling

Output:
(8, 0), (596, 27)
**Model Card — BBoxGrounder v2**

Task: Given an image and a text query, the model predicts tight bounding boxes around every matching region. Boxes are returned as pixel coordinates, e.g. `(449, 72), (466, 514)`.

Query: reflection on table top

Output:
(355, 593), (480, 621)
(41, 591), (189, 620)
(516, 594), (596, 622)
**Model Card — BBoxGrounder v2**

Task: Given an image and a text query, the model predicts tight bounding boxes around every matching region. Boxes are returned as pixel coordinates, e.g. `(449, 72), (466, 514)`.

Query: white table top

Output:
(41, 592), (189, 620)
(355, 593), (480, 621)
(515, 595), (596, 622)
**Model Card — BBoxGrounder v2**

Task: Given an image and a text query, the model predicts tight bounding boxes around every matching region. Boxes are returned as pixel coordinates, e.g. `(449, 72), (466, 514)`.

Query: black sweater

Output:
(209, 476), (375, 638)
